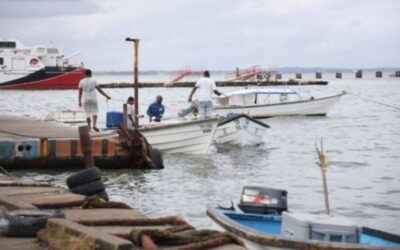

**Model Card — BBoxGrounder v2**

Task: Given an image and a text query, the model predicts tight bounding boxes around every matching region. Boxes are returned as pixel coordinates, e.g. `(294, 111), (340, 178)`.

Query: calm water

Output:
(0, 74), (399, 234)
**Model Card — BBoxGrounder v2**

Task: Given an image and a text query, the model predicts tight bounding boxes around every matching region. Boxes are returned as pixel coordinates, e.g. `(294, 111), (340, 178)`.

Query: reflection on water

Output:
(2, 78), (400, 234)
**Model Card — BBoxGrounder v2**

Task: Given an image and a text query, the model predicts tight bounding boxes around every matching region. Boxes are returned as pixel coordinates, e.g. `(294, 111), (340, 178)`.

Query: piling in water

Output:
(376, 71), (383, 78)
(336, 72), (342, 79)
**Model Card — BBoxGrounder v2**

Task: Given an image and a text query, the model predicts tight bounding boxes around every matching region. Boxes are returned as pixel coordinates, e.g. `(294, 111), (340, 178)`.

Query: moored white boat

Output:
(213, 88), (346, 118)
(56, 110), (86, 123)
(140, 117), (220, 154)
(214, 114), (270, 146)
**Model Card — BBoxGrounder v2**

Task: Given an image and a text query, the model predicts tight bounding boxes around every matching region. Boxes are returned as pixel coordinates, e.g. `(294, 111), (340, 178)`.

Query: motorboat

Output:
(140, 117), (220, 154)
(207, 186), (400, 250)
(214, 114), (270, 146)
(179, 101), (270, 147)
(213, 88), (346, 118)
(105, 112), (220, 154)
(0, 38), (86, 89)
(55, 110), (86, 123)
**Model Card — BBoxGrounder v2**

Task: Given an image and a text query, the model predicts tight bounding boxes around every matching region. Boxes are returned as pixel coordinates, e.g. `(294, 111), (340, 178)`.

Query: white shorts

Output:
(83, 100), (98, 118)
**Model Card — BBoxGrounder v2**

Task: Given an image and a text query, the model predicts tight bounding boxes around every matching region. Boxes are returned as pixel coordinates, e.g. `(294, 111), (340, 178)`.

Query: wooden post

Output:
(336, 72), (342, 79)
(123, 103), (128, 130)
(295, 73), (302, 79)
(316, 72), (322, 79)
(78, 126), (94, 168)
(126, 37), (140, 131)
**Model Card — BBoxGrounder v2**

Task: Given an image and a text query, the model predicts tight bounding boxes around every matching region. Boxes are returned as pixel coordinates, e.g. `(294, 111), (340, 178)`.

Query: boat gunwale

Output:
(217, 114), (271, 128)
(139, 117), (220, 132)
(206, 206), (400, 250)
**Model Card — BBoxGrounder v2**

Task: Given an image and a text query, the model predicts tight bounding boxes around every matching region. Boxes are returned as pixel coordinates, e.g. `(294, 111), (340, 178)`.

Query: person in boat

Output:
(126, 96), (136, 128)
(78, 69), (111, 132)
(188, 70), (223, 118)
(146, 95), (165, 122)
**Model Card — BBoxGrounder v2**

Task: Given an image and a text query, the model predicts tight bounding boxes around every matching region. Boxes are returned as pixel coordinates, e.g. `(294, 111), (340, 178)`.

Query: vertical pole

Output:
(133, 40), (140, 130)
(319, 138), (330, 215)
(78, 126), (94, 168)
(123, 103), (128, 130)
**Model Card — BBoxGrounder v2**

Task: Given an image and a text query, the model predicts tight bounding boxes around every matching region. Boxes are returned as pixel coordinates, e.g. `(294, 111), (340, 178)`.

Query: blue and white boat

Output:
(207, 186), (400, 250)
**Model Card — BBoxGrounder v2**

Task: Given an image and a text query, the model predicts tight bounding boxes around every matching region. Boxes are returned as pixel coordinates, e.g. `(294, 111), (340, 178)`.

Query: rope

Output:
(348, 92), (400, 111)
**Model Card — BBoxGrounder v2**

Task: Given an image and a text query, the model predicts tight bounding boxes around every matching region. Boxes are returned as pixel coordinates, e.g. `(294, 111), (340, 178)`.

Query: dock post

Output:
(316, 72), (322, 79)
(395, 71), (400, 77)
(123, 103), (128, 130)
(295, 73), (302, 79)
(78, 126), (94, 168)
(355, 70), (362, 78)
(375, 71), (382, 78)
(336, 72), (342, 79)
(275, 73), (282, 80)
(125, 37), (140, 130)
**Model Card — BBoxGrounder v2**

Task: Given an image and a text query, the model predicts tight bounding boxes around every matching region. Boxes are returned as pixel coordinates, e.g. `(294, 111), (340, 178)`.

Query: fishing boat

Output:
(213, 88), (346, 118)
(0, 38), (86, 89)
(140, 117), (220, 154)
(55, 110), (86, 123)
(207, 186), (400, 250)
(214, 114), (270, 146)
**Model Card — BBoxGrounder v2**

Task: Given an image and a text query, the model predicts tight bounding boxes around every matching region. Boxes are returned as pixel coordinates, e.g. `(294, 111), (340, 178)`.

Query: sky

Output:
(1, 0), (399, 71)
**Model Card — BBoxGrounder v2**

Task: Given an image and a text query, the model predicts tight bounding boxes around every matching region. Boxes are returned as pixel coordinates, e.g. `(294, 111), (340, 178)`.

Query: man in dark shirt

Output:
(147, 95), (165, 122)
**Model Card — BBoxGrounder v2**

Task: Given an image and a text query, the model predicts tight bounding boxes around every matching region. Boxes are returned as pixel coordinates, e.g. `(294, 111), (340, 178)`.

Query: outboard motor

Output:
(238, 186), (288, 215)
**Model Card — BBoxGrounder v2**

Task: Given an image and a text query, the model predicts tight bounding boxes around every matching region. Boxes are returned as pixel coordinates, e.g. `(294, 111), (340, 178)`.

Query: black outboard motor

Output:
(238, 186), (288, 215)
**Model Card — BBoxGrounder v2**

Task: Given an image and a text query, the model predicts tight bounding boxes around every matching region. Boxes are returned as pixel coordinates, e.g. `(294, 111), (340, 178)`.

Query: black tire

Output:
(66, 167), (102, 189)
(2, 209), (64, 237)
(96, 190), (109, 201)
(70, 180), (105, 196)
(150, 148), (164, 169)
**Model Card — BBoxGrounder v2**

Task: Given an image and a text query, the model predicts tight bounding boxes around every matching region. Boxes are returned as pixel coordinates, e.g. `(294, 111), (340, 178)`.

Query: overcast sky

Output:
(1, 0), (399, 71)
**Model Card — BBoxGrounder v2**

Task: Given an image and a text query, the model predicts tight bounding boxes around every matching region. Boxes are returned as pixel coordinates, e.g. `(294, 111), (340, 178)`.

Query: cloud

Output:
(1, 0), (399, 70)
(0, 0), (105, 19)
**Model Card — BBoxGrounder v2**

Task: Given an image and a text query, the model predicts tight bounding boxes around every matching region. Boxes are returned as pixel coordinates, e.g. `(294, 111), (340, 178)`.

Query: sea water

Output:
(0, 72), (399, 234)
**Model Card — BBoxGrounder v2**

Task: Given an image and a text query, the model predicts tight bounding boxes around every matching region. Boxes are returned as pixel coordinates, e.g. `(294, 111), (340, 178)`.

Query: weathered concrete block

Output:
(46, 218), (133, 250)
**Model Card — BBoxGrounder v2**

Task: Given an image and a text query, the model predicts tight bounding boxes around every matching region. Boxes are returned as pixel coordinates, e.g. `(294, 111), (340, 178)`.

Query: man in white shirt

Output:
(126, 96), (135, 129)
(78, 69), (111, 131)
(188, 70), (222, 118)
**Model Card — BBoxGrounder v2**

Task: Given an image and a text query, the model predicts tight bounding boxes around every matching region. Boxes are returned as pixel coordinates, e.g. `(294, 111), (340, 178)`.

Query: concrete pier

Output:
(0, 173), (245, 249)
(0, 115), (157, 169)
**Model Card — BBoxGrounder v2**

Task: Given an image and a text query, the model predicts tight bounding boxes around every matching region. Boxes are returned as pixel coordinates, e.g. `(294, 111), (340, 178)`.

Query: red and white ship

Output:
(0, 39), (86, 90)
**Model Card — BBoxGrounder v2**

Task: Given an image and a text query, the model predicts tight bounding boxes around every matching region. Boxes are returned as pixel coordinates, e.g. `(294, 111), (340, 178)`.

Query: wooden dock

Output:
(0, 173), (245, 250)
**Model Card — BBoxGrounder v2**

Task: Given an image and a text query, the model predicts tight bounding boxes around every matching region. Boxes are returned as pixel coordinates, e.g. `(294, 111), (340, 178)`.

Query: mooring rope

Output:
(348, 92), (400, 111)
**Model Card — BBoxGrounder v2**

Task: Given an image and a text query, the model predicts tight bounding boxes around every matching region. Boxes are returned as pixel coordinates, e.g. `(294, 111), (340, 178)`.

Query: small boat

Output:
(214, 114), (270, 146)
(140, 117), (219, 154)
(207, 186), (400, 250)
(0, 38), (86, 89)
(213, 88), (346, 118)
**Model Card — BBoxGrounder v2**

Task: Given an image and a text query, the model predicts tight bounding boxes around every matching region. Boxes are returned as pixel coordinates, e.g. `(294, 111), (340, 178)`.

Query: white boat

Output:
(139, 117), (220, 154)
(0, 38), (86, 89)
(213, 88), (346, 118)
(214, 114), (270, 146)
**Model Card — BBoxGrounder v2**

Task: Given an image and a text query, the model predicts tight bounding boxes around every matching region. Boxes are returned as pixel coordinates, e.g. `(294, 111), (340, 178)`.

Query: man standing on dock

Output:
(78, 69), (111, 132)
(188, 70), (223, 118)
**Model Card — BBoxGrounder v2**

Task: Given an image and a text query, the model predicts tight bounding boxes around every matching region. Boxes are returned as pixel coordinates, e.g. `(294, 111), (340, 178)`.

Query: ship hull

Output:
(0, 66), (86, 90)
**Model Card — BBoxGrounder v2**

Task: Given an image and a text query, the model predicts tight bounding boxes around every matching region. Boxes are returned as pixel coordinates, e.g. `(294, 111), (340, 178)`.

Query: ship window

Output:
(47, 48), (58, 54)
(0, 41), (16, 49)
(0, 58), (3, 65)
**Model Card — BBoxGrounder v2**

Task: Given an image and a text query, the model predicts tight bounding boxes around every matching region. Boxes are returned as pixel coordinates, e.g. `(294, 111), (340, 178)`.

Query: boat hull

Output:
(140, 117), (219, 154)
(214, 114), (270, 146)
(213, 93), (346, 118)
(0, 66), (86, 90)
(207, 207), (400, 250)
